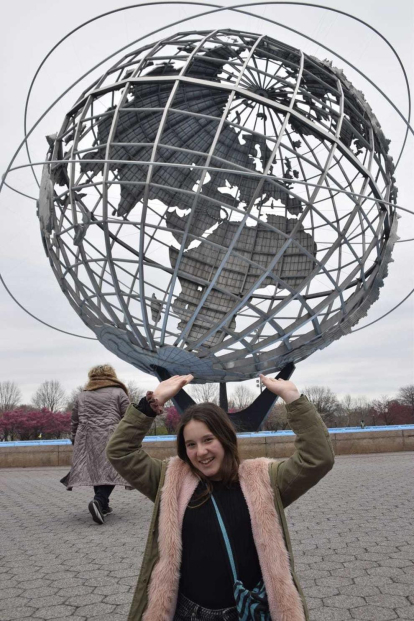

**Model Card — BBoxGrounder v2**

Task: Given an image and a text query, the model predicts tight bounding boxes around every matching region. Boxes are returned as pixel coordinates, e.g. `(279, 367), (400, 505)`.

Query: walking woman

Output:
(107, 374), (335, 620)
(63, 364), (130, 524)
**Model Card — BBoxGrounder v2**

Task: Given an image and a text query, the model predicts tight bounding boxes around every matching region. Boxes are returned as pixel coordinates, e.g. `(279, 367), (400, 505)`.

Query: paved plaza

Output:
(0, 452), (413, 621)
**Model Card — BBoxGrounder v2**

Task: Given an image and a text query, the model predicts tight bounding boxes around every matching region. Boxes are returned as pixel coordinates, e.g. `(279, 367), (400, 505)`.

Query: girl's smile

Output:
(183, 420), (225, 480)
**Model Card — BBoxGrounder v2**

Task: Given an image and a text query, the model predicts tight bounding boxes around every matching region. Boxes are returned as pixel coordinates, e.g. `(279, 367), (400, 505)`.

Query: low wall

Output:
(1, 426), (413, 468)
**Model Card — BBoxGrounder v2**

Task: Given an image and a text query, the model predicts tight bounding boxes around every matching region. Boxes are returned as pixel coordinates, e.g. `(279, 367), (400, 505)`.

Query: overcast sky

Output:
(0, 0), (413, 405)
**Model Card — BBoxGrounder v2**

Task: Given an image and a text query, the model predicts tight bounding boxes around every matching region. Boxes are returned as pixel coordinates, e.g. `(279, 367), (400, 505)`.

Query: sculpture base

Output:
(153, 363), (295, 432)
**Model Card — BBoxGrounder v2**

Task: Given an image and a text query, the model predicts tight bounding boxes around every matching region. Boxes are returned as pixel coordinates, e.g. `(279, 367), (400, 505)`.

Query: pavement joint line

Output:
(0, 452), (413, 620)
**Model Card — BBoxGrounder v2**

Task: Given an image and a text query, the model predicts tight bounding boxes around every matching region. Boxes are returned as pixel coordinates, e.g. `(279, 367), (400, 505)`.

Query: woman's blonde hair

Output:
(88, 364), (117, 379)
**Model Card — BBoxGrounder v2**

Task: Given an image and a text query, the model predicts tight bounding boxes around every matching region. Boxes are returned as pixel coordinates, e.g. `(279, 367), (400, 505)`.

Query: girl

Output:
(107, 374), (334, 620)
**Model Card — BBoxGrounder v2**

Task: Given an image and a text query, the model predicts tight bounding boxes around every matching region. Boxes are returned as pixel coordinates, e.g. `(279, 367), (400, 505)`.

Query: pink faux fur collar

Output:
(239, 458), (305, 621)
(143, 458), (198, 621)
(143, 457), (305, 621)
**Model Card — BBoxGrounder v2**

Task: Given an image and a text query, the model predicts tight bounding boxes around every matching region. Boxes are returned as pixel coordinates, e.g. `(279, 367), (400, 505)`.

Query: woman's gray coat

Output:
(67, 386), (130, 488)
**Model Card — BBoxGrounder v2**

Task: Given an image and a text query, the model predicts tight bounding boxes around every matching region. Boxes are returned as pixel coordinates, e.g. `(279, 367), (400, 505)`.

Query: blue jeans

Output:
(174, 593), (238, 621)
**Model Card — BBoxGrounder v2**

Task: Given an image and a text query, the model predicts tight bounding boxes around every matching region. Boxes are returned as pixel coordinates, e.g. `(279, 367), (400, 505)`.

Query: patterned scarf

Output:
(84, 374), (129, 396)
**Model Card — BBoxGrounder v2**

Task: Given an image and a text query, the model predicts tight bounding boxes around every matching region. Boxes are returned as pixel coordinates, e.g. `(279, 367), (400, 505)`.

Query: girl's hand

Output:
(259, 374), (300, 404)
(152, 374), (194, 406)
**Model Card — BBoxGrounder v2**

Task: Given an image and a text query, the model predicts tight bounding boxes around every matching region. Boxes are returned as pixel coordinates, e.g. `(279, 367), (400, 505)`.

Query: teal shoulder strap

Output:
(211, 495), (238, 583)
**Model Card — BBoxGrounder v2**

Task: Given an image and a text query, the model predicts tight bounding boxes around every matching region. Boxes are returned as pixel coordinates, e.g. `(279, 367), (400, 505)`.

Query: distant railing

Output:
(2, 424), (414, 446)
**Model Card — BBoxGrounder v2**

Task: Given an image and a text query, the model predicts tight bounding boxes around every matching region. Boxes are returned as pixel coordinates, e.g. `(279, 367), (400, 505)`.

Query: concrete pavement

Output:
(0, 452), (413, 620)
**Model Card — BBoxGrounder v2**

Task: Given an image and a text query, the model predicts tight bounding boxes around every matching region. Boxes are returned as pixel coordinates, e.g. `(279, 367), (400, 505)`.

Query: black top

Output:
(179, 480), (263, 609)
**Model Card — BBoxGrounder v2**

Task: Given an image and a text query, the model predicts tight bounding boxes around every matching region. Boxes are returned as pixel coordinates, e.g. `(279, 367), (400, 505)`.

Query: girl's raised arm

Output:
(261, 374), (335, 508)
(106, 375), (193, 501)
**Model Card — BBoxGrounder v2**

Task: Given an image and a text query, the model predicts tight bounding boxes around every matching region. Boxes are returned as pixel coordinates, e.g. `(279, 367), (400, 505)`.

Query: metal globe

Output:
(38, 29), (398, 382)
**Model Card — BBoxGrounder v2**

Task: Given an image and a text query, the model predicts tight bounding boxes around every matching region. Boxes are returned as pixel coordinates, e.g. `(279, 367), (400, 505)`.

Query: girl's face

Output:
(183, 419), (225, 480)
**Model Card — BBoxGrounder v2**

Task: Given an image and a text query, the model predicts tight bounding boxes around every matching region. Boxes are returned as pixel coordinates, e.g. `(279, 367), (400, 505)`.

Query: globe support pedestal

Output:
(153, 363), (295, 432)
(228, 363), (295, 431)
(219, 382), (228, 412)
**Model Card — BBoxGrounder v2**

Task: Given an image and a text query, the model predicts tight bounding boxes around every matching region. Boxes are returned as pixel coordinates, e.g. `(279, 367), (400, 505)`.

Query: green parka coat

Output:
(106, 395), (335, 621)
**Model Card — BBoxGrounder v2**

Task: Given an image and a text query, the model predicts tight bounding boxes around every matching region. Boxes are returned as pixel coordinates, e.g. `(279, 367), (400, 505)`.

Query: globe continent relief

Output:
(37, 30), (398, 382)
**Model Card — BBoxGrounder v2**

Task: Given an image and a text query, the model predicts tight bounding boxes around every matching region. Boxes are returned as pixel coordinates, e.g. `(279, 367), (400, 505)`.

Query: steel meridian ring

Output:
(1, 1), (413, 340)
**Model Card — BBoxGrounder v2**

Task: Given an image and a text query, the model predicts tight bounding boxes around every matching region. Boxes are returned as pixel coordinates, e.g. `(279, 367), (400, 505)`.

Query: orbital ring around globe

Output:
(1, 2), (413, 384)
(7, 2), (414, 244)
(21, 1), (413, 193)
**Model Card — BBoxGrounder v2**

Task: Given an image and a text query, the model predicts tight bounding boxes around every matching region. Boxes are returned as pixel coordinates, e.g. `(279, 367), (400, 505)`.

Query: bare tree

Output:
(337, 394), (372, 427)
(397, 385), (414, 415)
(0, 381), (22, 412)
(229, 384), (255, 410)
(188, 383), (219, 404)
(352, 396), (372, 426)
(66, 386), (84, 411)
(32, 380), (66, 412)
(304, 386), (339, 425)
(339, 394), (354, 427)
(371, 395), (392, 425)
(126, 381), (145, 403)
(262, 402), (289, 431)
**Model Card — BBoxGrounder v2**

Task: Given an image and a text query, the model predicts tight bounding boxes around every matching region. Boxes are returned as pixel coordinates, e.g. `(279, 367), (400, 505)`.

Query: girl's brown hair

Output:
(176, 403), (240, 503)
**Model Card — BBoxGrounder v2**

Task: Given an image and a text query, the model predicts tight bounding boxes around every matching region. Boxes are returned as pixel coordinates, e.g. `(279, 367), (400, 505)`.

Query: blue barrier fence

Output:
(2, 424), (414, 447)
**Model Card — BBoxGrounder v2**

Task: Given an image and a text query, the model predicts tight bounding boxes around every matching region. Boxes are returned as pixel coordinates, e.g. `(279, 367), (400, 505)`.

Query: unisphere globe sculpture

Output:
(38, 29), (398, 383)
